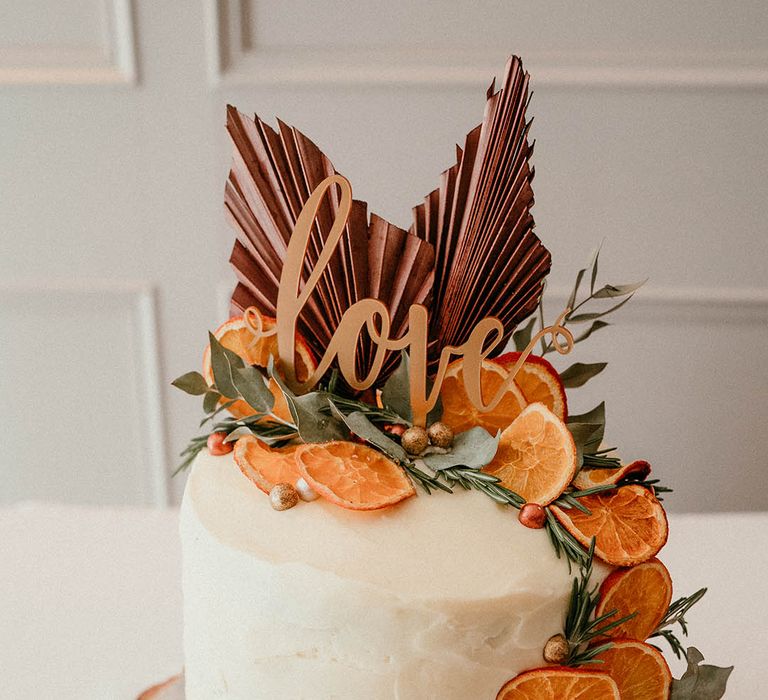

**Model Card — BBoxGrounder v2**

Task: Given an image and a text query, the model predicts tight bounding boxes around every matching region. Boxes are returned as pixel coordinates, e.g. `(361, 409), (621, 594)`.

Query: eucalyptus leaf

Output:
(202, 390), (222, 414)
(270, 371), (347, 443)
(208, 332), (240, 399)
(512, 317), (537, 352)
(567, 422), (604, 467)
(381, 351), (412, 422)
(233, 366), (275, 414)
(592, 279), (647, 299)
(171, 371), (209, 396)
(223, 426), (255, 443)
(330, 406), (409, 463)
(421, 427), (499, 471)
(381, 350), (442, 424)
(568, 402), (606, 453)
(670, 647), (733, 700)
(560, 362), (608, 388)
(567, 294), (635, 323)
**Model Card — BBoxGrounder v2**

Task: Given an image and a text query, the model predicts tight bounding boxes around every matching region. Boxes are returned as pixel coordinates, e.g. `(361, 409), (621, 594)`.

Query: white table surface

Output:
(1, 504), (765, 699)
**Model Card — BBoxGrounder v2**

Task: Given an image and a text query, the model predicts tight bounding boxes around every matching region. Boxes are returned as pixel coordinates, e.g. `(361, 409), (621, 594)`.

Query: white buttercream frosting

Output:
(181, 450), (581, 699)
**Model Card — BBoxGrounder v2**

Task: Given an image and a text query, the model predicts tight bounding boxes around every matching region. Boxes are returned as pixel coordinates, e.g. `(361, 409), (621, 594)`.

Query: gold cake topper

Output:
(244, 175), (574, 427)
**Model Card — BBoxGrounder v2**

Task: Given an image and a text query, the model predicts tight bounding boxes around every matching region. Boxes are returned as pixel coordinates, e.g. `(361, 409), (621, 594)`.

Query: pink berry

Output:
(518, 503), (547, 529)
(207, 431), (233, 456)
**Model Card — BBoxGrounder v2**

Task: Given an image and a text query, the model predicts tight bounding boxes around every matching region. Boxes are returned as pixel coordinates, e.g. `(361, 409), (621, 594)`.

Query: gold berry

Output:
(269, 483), (299, 511)
(518, 503), (547, 529)
(401, 426), (429, 455)
(543, 633), (569, 664)
(427, 421), (454, 448)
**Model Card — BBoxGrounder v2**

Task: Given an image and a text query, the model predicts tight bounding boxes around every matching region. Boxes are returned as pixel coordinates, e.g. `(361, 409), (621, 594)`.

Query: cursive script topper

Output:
(245, 175), (573, 427)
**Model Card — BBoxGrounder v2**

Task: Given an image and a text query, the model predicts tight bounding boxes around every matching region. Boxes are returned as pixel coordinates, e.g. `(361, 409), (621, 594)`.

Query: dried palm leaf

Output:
(410, 56), (551, 371)
(225, 106), (434, 383)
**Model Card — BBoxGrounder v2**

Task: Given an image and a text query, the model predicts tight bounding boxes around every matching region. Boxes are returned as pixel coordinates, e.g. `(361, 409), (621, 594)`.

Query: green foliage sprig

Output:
(650, 588), (707, 660)
(563, 541), (636, 666)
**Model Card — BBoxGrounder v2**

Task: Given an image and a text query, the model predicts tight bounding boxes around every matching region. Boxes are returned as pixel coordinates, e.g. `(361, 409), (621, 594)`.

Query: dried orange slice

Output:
(551, 484), (668, 566)
(440, 359), (527, 433)
(295, 441), (415, 511)
(233, 434), (300, 494)
(496, 351), (568, 420)
(597, 640), (672, 700)
(595, 558), (672, 641)
(496, 667), (620, 699)
(573, 459), (651, 490)
(202, 314), (316, 419)
(483, 403), (577, 505)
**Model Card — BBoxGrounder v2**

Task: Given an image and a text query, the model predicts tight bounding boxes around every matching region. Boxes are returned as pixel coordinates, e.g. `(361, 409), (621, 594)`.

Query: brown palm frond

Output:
(225, 106), (434, 383)
(410, 56), (551, 371)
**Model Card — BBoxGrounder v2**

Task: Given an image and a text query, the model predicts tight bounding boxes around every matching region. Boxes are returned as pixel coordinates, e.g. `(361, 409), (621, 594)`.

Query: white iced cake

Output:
(180, 450), (584, 699)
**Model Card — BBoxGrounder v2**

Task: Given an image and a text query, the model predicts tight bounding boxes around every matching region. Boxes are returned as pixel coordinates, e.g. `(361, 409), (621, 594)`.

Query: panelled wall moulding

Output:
(0, 0), (137, 85)
(204, 0), (768, 88)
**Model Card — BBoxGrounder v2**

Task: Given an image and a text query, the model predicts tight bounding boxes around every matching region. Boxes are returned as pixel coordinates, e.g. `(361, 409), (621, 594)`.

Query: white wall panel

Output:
(0, 0), (136, 84)
(0, 282), (168, 506)
(207, 0), (768, 85)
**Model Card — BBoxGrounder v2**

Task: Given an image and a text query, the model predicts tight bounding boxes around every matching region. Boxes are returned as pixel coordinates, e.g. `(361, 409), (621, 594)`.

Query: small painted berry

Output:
(401, 426), (429, 455)
(207, 431), (233, 456)
(269, 483), (299, 511)
(518, 503), (547, 529)
(543, 633), (569, 664)
(427, 421), (454, 448)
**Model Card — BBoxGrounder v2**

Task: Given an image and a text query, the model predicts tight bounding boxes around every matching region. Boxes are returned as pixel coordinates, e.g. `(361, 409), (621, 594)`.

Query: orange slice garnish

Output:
(202, 314), (316, 419)
(496, 667), (620, 699)
(483, 403), (577, 505)
(440, 359), (527, 433)
(295, 441), (415, 511)
(233, 435), (300, 494)
(551, 484), (668, 566)
(496, 351), (568, 420)
(572, 459), (651, 490)
(595, 558), (673, 641)
(596, 640), (672, 700)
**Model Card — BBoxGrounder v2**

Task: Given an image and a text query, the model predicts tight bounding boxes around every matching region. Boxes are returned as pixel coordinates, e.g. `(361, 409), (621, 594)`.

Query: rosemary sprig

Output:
(564, 541), (636, 666)
(319, 394), (407, 426)
(173, 414), (298, 476)
(581, 452), (622, 469)
(649, 588), (707, 660)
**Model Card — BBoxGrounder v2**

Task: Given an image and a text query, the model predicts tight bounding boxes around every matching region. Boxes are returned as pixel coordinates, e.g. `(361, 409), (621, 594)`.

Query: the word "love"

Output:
(252, 175), (573, 427)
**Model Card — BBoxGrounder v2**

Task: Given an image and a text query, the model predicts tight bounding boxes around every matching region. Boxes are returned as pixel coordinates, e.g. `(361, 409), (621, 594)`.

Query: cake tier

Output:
(181, 450), (579, 699)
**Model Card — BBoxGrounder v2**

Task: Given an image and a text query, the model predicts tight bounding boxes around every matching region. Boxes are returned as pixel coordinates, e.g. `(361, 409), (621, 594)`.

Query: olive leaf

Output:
(560, 362), (608, 388)
(420, 427), (499, 471)
(571, 320), (610, 345)
(670, 647), (733, 700)
(512, 317), (537, 352)
(329, 404), (408, 463)
(568, 294), (635, 323)
(592, 279), (647, 299)
(171, 371), (209, 396)
(381, 350), (442, 424)
(233, 365), (274, 414)
(270, 369), (347, 443)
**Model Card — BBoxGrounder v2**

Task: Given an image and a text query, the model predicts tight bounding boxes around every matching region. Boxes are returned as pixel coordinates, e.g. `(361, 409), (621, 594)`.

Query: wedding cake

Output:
(164, 56), (732, 700)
